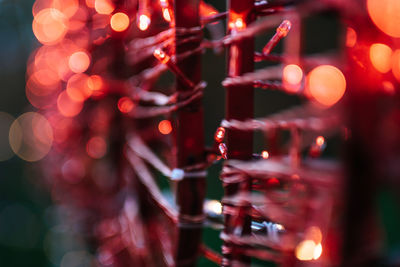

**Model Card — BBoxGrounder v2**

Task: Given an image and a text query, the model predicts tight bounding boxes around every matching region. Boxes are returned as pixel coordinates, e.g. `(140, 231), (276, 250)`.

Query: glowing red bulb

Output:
(218, 143), (227, 159)
(158, 120), (172, 135)
(261, 150), (269, 159)
(138, 14), (151, 31)
(316, 136), (325, 147)
(214, 127), (225, 143)
(276, 20), (291, 37)
(153, 48), (170, 64)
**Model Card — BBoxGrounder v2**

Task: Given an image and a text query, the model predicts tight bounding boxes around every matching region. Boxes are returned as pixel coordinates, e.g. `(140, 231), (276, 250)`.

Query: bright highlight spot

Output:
(33, 8), (68, 45)
(138, 14), (151, 31)
(307, 65), (346, 107)
(69, 51), (90, 73)
(118, 97), (134, 113)
(162, 8), (172, 22)
(295, 240), (321, 261)
(158, 120), (172, 135)
(9, 112), (53, 162)
(94, 0), (115, 14)
(87, 75), (104, 91)
(261, 150), (269, 159)
(369, 43), (392, 73)
(367, 0), (400, 38)
(86, 136), (107, 159)
(316, 136), (325, 147)
(283, 64), (303, 93)
(110, 12), (130, 32)
(204, 200), (222, 215)
(214, 127), (225, 143)
(391, 49), (400, 82)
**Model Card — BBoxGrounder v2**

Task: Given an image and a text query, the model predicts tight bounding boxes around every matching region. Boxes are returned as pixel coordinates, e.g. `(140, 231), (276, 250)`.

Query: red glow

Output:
(307, 65), (346, 107)
(158, 120), (172, 135)
(229, 17), (245, 31)
(391, 49), (400, 82)
(66, 74), (92, 101)
(200, 1), (218, 17)
(214, 127), (225, 143)
(267, 177), (279, 186)
(346, 27), (357, 48)
(367, 0), (400, 38)
(118, 97), (134, 113)
(153, 48), (170, 64)
(86, 136), (107, 159)
(111, 12), (130, 32)
(162, 8), (172, 22)
(369, 43), (392, 73)
(276, 20), (291, 37)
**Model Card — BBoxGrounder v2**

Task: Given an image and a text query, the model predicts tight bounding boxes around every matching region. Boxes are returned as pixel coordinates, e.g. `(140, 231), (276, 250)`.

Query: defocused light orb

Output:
(367, 0), (400, 37)
(295, 240), (317, 261)
(57, 91), (84, 117)
(369, 43), (392, 73)
(52, 0), (79, 18)
(346, 27), (357, 48)
(307, 65), (346, 107)
(110, 12), (130, 32)
(0, 112), (15, 161)
(69, 51), (90, 73)
(87, 75), (104, 92)
(9, 112), (53, 162)
(33, 8), (68, 45)
(66, 74), (92, 101)
(117, 97), (134, 113)
(94, 0), (114, 15)
(158, 120), (172, 135)
(86, 136), (107, 159)
(283, 64), (303, 93)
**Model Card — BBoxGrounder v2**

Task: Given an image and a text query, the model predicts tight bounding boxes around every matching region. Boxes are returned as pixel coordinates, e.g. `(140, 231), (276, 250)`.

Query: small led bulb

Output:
(214, 127), (225, 143)
(262, 20), (292, 55)
(153, 48), (170, 64)
(261, 150), (269, 159)
(218, 143), (228, 159)
(276, 20), (291, 37)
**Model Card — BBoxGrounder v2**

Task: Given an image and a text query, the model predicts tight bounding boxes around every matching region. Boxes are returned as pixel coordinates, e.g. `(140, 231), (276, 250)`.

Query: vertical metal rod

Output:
(223, 0), (255, 266)
(173, 1), (205, 266)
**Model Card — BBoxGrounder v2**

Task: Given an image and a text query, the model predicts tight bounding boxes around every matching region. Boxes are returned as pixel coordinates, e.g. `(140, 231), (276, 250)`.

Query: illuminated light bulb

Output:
(346, 27), (357, 48)
(262, 20), (291, 55)
(276, 20), (292, 37)
(282, 64), (303, 93)
(295, 240), (317, 261)
(367, 0), (400, 38)
(369, 43), (392, 73)
(316, 136), (325, 147)
(261, 150), (269, 159)
(200, 1), (218, 17)
(86, 136), (107, 159)
(118, 97), (134, 113)
(313, 243), (322, 260)
(158, 120), (172, 135)
(229, 17), (245, 31)
(69, 51), (91, 73)
(138, 14), (151, 31)
(110, 12), (130, 32)
(218, 143), (228, 159)
(153, 48), (170, 64)
(94, 0), (115, 15)
(204, 200), (222, 215)
(162, 8), (172, 22)
(153, 48), (196, 88)
(307, 65), (346, 107)
(214, 127), (225, 143)
(267, 177), (279, 186)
